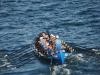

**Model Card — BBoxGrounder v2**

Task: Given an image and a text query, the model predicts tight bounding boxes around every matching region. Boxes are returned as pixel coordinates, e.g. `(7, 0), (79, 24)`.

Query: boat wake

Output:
(50, 48), (100, 75)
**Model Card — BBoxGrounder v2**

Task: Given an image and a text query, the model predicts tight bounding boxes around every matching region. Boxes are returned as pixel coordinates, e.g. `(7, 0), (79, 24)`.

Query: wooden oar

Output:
(6, 44), (35, 68)
(72, 46), (100, 58)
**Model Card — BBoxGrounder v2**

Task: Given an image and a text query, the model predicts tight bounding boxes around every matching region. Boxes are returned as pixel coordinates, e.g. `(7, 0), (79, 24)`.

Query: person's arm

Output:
(61, 44), (66, 49)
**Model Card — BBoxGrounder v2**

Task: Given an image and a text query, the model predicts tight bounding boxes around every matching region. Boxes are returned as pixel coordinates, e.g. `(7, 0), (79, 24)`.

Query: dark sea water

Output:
(0, 0), (100, 75)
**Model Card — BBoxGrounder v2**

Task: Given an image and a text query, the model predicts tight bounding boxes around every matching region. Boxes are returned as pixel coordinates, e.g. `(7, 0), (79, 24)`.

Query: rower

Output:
(39, 37), (48, 49)
(39, 37), (48, 54)
(47, 44), (53, 55)
(50, 34), (55, 42)
(39, 32), (45, 36)
(39, 31), (50, 41)
(54, 35), (64, 51)
(49, 34), (55, 46)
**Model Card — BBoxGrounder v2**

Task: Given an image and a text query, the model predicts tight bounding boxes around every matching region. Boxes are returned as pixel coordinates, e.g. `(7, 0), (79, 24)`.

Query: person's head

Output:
(43, 38), (46, 42)
(48, 45), (53, 50)
(40, 37), (43, 41)
(45, 40), (49, 43)
(46, 34), (49, 38)
(50, 34), (53, 38)
(42, 32), (46, 36)
(50, 34), (55, 40)
(56, 35), (59, 39)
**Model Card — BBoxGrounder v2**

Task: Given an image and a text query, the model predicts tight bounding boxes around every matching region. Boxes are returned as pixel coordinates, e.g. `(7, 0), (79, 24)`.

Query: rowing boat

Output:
(32, 33), (73, 65)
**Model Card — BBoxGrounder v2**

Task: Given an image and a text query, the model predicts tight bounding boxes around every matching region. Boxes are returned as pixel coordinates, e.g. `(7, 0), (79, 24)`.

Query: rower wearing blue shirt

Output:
(54, 35), (63, 51)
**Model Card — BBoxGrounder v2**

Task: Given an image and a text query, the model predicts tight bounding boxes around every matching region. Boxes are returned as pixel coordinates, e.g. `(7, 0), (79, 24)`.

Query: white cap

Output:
(56, 35), (59, 38)
(40, 37), (43, 40)
(50, 34), (55, 37)
(50, 34), (54, 36)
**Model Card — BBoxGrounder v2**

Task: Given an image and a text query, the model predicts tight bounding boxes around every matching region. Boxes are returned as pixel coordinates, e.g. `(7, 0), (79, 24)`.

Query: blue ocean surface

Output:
(0, 0), (100, 75)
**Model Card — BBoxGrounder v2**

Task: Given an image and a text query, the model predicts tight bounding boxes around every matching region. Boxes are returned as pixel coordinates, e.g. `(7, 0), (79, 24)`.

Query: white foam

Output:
(63, 68), (70, 75)
(92, 49), (98, 51)
(52, 71), (56, 75)
(77, 54), (83, 57)
(4, 55), (8, 58)
(51, 65), (71, 75)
